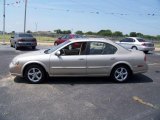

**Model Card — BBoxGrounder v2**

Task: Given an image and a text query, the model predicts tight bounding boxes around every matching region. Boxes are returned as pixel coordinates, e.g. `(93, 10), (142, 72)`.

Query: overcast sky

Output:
(0, 0), (160, 35)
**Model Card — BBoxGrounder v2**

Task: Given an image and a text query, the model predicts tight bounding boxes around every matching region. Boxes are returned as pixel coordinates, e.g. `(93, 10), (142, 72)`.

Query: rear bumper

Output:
(17, 42), (37, 47)
(138, 46), (155, 51)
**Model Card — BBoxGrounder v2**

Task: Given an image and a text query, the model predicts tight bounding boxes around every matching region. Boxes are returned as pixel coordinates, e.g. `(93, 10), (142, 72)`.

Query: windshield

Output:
(46, 40), (70, 54)
(19, 34), (33, 37)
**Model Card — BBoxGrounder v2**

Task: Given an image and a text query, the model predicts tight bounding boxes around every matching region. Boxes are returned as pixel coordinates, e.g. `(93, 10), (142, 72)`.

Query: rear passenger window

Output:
(88, 42), (117, 55)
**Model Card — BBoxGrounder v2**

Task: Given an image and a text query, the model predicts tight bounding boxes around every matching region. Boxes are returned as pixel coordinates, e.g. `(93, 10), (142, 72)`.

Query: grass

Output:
(155, 43), (160, 48)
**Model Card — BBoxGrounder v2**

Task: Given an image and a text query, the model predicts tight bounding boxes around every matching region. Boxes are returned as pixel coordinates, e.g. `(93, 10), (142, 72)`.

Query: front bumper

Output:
(9, 62), (23, 77)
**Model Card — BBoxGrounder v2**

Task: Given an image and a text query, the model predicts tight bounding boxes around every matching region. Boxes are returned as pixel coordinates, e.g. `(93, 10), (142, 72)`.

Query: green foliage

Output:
(97, 30), (112, 36)
(113, 31), (123, 37)
(137, 33), (143, 37)
(130, 32), (137, 37)
(85, 31), (96, 35)
(54, 29), (62, 34)
(75, 31), (83, 35)
(54, 29), (71, 34)
(27, 30), (32, 33)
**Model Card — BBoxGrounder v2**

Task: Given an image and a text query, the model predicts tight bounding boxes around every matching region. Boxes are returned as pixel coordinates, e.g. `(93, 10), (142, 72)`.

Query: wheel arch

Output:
(131, 46), (138, 49)
(22, 61), (49, 77)
(110, 62), (133, 76)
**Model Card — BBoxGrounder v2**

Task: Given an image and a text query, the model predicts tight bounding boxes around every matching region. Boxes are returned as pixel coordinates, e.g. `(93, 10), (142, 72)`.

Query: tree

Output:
(12, 31), (15, 34)
(97, 30), (112, 36)
(27, 30), (32, 33)
(54, 29), (62, 34)
(63, 30), (71, 34)
(137, 33), (143, 37)
(85, 31), (95, 35)
(157, 35), (160, 40)
(113, 31), (123, 37)
(75, 30), (83, 35)
(130, 32), (137, 37)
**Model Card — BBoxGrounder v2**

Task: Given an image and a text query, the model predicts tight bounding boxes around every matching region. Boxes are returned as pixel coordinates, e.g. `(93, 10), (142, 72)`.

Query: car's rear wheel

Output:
(10, 41), (13, 47)
(110, 65), (131, 82)
(144, 51), (149, 54)
(24, 65), (46, 84)
(32, 46), (36, 50)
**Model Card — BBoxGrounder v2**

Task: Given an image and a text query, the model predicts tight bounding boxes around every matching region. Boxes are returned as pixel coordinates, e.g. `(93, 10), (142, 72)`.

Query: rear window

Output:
(18, 34), (33, 37)
(137, 38), (146, 42)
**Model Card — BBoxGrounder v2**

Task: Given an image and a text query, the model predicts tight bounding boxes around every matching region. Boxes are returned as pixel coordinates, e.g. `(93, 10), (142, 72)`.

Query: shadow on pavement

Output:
(14, 74), (153, 85)
(16, 47), (40, 51)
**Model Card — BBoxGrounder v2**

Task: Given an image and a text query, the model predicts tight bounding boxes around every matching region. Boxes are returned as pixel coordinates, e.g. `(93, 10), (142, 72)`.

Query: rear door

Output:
(86, 41), (118, 76)
(119, 38), (135, 49)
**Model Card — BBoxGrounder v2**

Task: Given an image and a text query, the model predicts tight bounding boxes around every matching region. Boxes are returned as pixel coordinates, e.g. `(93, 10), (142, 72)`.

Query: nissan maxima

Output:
(9, 38), (148, 83)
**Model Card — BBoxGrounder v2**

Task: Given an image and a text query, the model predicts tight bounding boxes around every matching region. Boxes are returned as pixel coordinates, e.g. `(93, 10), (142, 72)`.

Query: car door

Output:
(86, 41), (117, 76)
(119, 38), (134, 49)
(50, 42), (87, 76)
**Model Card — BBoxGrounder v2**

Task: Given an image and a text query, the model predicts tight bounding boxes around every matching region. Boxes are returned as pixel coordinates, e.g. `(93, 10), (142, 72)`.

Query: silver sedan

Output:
(9, 38), (148, 83)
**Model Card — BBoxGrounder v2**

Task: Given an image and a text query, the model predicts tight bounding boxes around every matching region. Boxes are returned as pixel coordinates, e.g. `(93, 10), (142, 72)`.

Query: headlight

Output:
(12, 59), (19, 65)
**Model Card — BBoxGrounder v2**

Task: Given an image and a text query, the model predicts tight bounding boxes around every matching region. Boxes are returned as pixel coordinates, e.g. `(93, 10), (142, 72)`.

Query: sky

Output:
(0, 0), (160, 36)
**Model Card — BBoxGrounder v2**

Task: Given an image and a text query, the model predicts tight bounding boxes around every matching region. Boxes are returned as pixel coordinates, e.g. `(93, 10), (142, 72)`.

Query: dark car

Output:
(10, 33), (37, 50)
(54, 34), (84, 45)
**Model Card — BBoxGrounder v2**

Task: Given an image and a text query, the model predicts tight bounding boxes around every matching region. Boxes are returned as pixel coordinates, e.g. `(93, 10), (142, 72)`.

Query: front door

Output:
(50, 42), (87, 76)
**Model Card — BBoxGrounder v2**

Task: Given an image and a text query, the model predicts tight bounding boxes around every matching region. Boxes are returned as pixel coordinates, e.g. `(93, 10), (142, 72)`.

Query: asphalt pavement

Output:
(0, 44), (160, 120)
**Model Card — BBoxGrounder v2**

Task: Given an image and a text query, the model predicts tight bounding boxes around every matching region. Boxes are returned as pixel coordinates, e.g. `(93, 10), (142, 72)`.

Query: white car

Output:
(116, 37), (155, 53)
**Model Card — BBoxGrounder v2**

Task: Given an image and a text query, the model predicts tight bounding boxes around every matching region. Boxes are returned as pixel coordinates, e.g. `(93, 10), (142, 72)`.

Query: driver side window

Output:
(60, 42), (87, 56)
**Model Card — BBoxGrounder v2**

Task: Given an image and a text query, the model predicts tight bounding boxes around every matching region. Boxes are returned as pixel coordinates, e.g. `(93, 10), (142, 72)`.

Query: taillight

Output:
(142, 43), (146, 46)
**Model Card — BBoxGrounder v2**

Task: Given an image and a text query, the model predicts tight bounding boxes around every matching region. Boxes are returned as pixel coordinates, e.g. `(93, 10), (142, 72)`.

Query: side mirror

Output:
(55, 51), (61, 56)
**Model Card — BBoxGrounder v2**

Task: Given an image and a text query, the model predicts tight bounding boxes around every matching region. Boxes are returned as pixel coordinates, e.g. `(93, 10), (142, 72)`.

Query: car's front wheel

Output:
(24, 64), (46, 83)
(110, 65), (131, 82)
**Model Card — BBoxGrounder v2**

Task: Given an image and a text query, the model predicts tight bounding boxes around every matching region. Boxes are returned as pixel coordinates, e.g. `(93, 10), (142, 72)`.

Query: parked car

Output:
(10, 38), (148, 83)
(54, 34), (84, 45)
(116, 37), (155, 53)
(10, 33), (37, 50)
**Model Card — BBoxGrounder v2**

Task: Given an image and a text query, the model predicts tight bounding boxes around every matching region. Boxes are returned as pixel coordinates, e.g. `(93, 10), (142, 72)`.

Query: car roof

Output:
(126, 37), (142, 39)
(69, 38), (113, 43)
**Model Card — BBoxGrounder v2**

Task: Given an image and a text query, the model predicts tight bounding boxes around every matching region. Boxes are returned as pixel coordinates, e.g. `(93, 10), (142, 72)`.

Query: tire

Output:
(54, 42), (57, 46)
(10, 43), (13, 47)
(131, 46), (138, 50)
(32, 46), (36, 50)
(14, 43), (19, 50)
(110, 65), (131, 82)
(144, 51), (149, 54)
(24, 64), (46, 84)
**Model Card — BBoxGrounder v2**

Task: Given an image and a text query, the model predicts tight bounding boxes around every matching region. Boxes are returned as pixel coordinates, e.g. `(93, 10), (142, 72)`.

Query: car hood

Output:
(13, 49), (49, 61)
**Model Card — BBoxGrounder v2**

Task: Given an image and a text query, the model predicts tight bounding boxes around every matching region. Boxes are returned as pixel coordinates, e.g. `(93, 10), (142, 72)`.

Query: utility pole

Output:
(35, 22), (37, 32)
(2, 0), (6, 45)
(24, 0), (27, 33)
